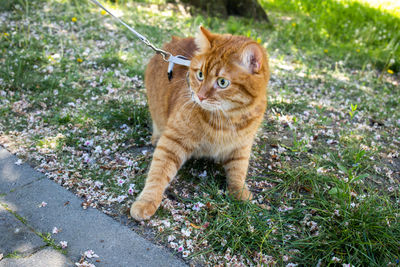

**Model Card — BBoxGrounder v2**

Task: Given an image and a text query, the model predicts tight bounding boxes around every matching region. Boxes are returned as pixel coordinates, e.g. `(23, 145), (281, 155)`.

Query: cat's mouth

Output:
(192, 90), (221, 111)
(194, 97), (221, 111)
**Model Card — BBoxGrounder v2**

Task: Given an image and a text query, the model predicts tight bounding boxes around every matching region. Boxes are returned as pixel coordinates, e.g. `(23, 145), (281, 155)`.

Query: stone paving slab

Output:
(0, 205), (45, 256)
(0, 146), (186, 267)
(0, 148), (43, 194)
(0, 248), (73, 267)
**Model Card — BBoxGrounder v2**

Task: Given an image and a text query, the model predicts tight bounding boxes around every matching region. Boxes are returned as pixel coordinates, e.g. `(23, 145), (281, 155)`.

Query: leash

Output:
(89, 0), (191, 80)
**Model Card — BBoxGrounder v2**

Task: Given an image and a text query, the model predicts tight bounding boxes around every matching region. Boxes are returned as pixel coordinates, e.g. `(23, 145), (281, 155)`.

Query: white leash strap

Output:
(89, 0), (191, 80)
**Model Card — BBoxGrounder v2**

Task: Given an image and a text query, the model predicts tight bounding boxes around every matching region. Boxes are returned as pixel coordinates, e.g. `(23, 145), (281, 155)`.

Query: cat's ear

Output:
(195, 26), (215, 53)
(241, 43), (263, 74)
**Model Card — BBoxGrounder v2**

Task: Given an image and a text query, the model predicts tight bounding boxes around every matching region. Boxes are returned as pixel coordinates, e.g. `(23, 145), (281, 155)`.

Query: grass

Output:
(260, 0), (400, 72)
(0, 202), (66, 255)
(1, 0), (399, 266)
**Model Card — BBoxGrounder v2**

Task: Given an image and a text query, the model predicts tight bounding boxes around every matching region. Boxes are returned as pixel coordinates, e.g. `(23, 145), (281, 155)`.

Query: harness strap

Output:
(167, 55), (191, 81)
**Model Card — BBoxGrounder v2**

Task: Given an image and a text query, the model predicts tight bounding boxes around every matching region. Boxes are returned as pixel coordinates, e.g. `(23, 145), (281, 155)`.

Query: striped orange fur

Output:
(130, 27), (270, 220)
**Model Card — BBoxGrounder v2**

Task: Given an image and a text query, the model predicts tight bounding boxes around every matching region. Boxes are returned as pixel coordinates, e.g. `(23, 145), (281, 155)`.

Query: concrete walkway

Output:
(0, 146), (186, 267)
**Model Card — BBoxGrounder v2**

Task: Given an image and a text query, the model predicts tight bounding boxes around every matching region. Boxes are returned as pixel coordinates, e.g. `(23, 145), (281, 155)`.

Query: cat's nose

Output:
(197, 94), (206, 102)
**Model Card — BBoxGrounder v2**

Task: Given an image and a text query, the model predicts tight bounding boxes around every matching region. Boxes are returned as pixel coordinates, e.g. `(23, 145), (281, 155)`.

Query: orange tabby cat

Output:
(130, 26), (269, 220)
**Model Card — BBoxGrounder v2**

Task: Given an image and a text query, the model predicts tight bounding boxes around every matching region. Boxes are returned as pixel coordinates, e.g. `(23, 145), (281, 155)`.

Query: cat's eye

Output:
(196, 70), (204, 81)
(217, 77), (230, 88)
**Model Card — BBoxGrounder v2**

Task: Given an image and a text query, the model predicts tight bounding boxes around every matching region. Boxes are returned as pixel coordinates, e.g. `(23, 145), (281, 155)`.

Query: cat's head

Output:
(189, 26), (269, 112)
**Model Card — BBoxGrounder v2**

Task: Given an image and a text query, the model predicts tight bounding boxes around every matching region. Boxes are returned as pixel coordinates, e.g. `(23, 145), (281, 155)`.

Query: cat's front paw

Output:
(130, 199), (158, 221)
(230, 186), (253, 201)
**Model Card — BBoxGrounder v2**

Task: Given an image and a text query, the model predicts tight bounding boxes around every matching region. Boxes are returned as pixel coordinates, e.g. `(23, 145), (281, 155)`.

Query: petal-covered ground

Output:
(1, 1), (399, 266)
